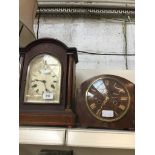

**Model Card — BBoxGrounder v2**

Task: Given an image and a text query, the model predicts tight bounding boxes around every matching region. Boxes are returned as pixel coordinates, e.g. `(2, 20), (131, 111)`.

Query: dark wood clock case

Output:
(76, 75), (135, 130)
(19, 38), (78, 127)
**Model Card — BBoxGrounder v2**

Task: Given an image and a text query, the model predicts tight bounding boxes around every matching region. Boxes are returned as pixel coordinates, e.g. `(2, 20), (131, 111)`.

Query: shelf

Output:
(19, 127), (66, 145)
(66, 128), (135, 149)
(19, 127), (135, 149)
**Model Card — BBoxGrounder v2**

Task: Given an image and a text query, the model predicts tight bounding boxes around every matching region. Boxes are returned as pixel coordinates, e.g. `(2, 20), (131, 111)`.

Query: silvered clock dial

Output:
(24, 54), (61, 104)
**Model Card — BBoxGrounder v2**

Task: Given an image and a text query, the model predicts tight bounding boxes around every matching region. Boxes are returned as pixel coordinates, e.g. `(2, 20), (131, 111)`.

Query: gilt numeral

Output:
(114, 83), (125, 93)
(119, 104), (126, 110)
(90, 103), (96, 109)
(91, 88), (96, 92)
(104, 80), (109, 86)
(113, 92), (119, 95)
(120, 97), (128, 101)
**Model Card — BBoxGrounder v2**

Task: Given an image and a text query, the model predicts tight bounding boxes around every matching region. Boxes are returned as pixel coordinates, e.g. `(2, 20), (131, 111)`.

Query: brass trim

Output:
(85, 76), (131, 122)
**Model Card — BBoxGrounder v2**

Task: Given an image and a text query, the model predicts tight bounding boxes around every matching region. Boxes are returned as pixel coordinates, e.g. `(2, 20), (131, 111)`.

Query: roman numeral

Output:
(120, 97), (128, 101)
(91, 88), (96, 92)
(119, 104), (126, 110)
(113, 92), (119, 95)
(114, 83), (125, 93)
(104, 80), (109, 86)
(90, 103), (96, 109)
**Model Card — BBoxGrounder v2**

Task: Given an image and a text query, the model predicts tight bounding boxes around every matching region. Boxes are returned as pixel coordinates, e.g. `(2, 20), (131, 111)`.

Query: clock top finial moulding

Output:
(19, 38), (78, 127)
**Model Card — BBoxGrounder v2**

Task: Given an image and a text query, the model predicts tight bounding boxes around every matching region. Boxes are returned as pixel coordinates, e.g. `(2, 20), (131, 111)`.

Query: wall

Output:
(34, 15), (135, 86)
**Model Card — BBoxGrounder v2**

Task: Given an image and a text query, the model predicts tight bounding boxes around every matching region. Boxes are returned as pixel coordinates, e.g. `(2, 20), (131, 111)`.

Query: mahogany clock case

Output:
(19, 38), (78, 127)
(76, 74), (135, 130)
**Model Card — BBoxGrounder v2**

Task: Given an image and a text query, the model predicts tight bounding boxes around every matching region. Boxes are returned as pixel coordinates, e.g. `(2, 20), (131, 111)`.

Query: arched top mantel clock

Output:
(19, 38), (78, 126)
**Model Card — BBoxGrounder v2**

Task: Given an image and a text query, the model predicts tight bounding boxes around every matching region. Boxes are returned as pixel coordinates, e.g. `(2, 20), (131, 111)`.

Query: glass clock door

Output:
(24, 54), (61, 104)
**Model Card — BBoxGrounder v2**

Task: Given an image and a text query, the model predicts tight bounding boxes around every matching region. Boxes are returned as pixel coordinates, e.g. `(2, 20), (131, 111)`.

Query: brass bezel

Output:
(85, 76), (131, 122)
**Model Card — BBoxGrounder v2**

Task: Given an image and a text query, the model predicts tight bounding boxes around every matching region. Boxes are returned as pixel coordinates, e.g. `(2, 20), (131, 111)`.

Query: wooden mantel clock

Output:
(19, 38), (78, 126)
(76, 75), (135, 130)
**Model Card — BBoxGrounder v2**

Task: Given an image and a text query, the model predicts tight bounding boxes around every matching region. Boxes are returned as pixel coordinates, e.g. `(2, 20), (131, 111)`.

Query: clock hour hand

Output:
(32, 79), (50, 92)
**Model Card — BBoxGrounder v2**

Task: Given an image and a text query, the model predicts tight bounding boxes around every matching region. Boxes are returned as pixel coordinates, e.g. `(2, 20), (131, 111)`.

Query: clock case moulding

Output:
(76, 75), (135, 130)
(19, 38), (78, 127)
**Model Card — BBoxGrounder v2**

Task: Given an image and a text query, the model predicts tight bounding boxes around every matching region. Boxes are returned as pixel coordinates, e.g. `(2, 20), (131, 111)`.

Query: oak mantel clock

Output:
(76, 75), (135, 130)
(19, 38), (78, 126)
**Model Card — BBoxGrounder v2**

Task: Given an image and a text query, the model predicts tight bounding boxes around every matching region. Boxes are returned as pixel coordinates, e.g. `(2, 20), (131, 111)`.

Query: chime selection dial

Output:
(86, 77), (130, 122)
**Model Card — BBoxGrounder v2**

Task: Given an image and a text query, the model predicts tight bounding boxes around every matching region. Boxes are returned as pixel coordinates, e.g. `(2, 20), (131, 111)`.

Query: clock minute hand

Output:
(41, 80), (51, 92)
(100, 95), (109, 109)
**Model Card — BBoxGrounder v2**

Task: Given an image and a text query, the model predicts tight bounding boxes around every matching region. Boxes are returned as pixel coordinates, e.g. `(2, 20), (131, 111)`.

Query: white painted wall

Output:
(34, 15), (135, 86)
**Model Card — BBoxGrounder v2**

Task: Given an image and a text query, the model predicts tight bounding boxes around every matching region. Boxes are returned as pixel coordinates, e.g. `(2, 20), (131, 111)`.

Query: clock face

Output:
(24, 54), (61, 104)
(86, 77), (130, 122)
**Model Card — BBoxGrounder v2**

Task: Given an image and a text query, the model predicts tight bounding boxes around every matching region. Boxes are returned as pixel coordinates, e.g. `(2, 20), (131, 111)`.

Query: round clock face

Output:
(86, 77), (130, 122)
(24, 54), (61, 104)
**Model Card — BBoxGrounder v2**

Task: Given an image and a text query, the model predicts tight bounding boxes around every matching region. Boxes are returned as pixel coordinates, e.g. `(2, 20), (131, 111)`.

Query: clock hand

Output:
(96, 96), (109, 116)
(100, 95), (109, 109)
(106, 90), (120, 106)
(31, 79), (50, 92)
(41, 80), (50, 92)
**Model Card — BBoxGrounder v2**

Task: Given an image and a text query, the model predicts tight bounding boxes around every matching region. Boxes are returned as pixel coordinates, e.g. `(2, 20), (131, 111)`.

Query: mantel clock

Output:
(19, 38), (78, 126)
(76, 75), (135, 130)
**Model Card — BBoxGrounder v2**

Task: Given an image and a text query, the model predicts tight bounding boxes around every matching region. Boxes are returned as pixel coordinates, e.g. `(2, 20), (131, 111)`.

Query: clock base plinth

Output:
(78, 123), (135, 131)
(20, 111), (75, 127)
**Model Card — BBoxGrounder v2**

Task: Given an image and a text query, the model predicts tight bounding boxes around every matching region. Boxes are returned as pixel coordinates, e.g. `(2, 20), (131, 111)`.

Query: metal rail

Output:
(37, 7), (135, 18)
